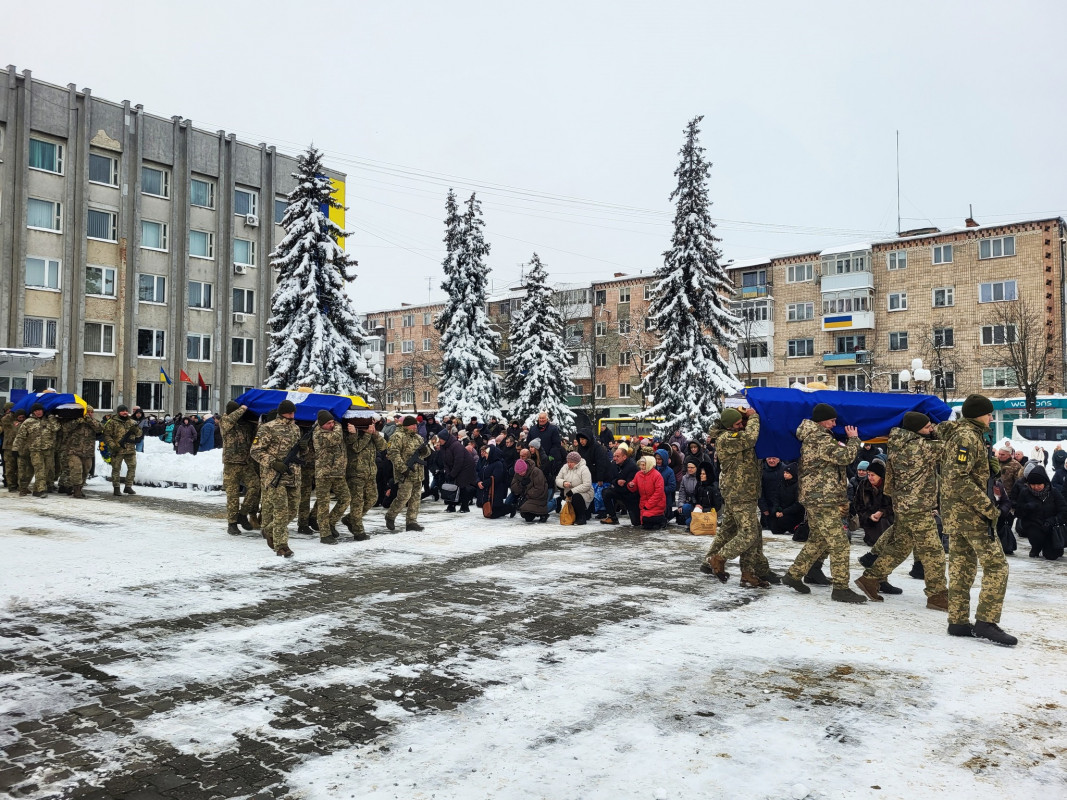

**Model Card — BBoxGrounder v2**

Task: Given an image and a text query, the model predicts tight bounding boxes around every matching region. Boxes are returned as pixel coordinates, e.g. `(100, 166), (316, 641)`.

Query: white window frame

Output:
(138, 274), (166, 304)
(887, 250), (907, 271)
(423, 312), (432, 325)
(982, 367), (1016, 389)
(978, 236), (1015, 260)
(618, 287), (631, 303)
(786, 263), (814, 283)
(88, 152), (119, 187)
(83, 322), (115, 356)
(932, 287), (955, 308)
(141, 165), (170, 199)
(643, 349), (653, 366)
(29, 138), (64, 174)
(935, 370), (956, 391)
(231, 337), (255, 365)
(618, 383), (631, 398)
(234, 187), (258, 217)
(386, 341), (395, 355)
(189, 230), (215, 260)
(422, 338), (432, 351)
(85, 265), (117, 298)
(423, 391), (432, 404)
(87, 208), (117, 242)
(932, 244), (953, 265)
(933, 327), (955, 349)
(644, 316), (656, 331)
(402, 313), (415, 328)
(889, 374), (909, 392)
(981, 324), (1018, 346)
(188, 280), (213, 311)
(27, 197), (62, 232)
(187, 332), (212, 362)
(141, 220), (169, 252)
(25, 256), (61, 291)
(23, 317), (58, 349)
(837, 374), (867, 392)
(595, 321), (607, 337)
(787, 338), (814, 358)
(887, 292), (907, 312)
(137, 328), (166, 359)
(643, 283), (653, 301)
(232, 287), (255, 315)
(595, 383), (607, 399)
(619, 351), (631, 366)
(233, 238), (256, 266)
(595, 352), (607, 368)
(80, 379), (114, 411)
(618, 319), (631, 334)
(190, 177), (216, 209)
(888, 331), (909, 351)
(402, 339), (415, 354)
(787, 302), (814, 322)
(979, 280), (1018, 304)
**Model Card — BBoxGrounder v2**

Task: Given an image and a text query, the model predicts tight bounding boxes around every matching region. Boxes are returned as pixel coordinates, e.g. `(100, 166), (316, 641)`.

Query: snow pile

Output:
(96, 435), (222, 490)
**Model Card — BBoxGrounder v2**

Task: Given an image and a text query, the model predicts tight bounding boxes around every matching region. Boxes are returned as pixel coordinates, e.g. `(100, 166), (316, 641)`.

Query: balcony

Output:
(736, 283), (770, 300)
(821, 270), (873, 294)
(822, 310), (874, 331)
(736, 356), (774, 375)
(822, 350), (871, 366)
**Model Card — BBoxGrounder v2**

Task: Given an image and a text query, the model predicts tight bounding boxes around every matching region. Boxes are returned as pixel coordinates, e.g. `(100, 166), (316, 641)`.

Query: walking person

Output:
(384, 416), (431, 532)
(65, 407), (101, 499)
(102, 405), (142, 496)
(342, 419), (387, 541)
(220, 402), (261, 535)
(251, 400), (302, 557)
(313, 410), (350, 544)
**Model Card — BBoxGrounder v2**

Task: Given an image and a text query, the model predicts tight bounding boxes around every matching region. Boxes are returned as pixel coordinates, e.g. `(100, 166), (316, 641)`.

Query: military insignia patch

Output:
(253, 437), (259, 444)
(956, 447), (968, 464)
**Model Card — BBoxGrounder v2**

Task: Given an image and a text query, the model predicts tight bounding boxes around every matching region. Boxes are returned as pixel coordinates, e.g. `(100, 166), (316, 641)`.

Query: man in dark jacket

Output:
(438, 429), (477, 512)
(533, 411), (564, 478)
(598, 424), (615, 448)
(758, 456), (786, 533)
(601, 445), (640, 525)
(575, 429), (610, 483)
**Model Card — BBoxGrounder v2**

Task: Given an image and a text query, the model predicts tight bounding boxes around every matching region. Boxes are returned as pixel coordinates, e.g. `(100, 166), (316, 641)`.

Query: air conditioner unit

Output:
(233, 312), (246, 324)
(245, 214), (259, 227)
(233, 264), (248, 275)
(816, 374), (827, 382)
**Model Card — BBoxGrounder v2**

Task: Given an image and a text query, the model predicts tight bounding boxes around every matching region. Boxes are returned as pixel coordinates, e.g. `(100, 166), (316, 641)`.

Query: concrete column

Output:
(10, 69), (31, 353)
(72, 87), (92, 400)
(170, 115), (189, 413)
(0, 66), (20, 347)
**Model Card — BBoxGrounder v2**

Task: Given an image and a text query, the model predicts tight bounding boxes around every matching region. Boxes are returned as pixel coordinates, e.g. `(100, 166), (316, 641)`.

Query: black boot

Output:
(227, 523), (242, 536)
(537, 515), (548, 524)
(947, 623), (974, 637)
(459, 505), (470, 513)
(113, 485), (121, 497)
(973, 621), (1018, 646)
(804, 561), (831, 586)
(858, 551), (877, 569)
(879, 581), (903, 595)
(445, 505), (456, 513)
(237, 513), (252, 531)
(909, 560), (925, 580)
(308, 517), (320, 532)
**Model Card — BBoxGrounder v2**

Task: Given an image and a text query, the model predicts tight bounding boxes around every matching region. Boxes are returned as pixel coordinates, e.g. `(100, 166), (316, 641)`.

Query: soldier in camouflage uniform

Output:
(296, 432), (318, 535)
(102, 405), (142, 496)
(313, 409), (350, 543)
(385, 415), (431, 532)
(342, 418), (386, 540)
(702, 408), (774, 588)
(251, 399), (303, 557)
(853, 412), (948, 607)
(1, 402), (19, 491)
(56, 416), (76, 493)
(13, 404), (57, 496)
(782, 403), (867, 603)
(940, 394), (1017, 646)
(65, 408), (102, 498)
(220, 401), (261, 535)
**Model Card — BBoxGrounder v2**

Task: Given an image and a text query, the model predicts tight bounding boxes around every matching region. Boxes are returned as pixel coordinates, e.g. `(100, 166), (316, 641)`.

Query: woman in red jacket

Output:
(629, 456), (667, 529)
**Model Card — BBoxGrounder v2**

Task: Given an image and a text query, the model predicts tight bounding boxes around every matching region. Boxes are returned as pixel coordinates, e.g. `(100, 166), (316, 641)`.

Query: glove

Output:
(271, 459), (290, 475)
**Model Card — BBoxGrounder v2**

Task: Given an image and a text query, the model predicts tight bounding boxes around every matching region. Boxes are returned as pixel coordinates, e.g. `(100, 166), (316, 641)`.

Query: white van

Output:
(1010, 418), (1067, 444)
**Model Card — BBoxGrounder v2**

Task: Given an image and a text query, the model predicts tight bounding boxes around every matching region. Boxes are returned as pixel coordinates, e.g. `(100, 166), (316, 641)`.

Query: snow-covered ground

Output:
(1, 486), (1065, 799)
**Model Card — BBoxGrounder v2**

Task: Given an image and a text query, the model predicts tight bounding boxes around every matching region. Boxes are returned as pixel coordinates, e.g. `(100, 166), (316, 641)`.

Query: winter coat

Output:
(575, 430), (611, 483)
(1014, 483), (1067, 559)
(532, 422), (563, 466)
(598, 426), (616, 447)
(849, 443), (885, 479)
(500, 442), (520, 475)
(796, 418), (860, 508)
(694, 461), (720, 510)
(884, 425), (944, 514)
(668, 432), (688, 451)
(555, 458), (594, 505)
(711, 415), (761, 504)
(511, 458), (549, 514)
(654, 448), (676, 505)
(478, 445), (508, 512)
(775, 469), (806, 526)
(439, 430), (478, 488)
(198, 418), (217, 453)
(759, 460), (786, 515)
(164, 422), (176, 444)
(174, 421), (198, 455)
(381, 421), (397, 441)
(677, 472), (699, 506)
(631, 462), (666, 520)
(852, 477), (894, 545)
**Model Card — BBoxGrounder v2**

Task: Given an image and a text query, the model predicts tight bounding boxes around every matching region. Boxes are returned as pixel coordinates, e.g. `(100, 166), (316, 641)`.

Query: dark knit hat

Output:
(278, 400), (297, 415)
(962, 394), (994, 419)
(902, 411), (930, 433)
(30, 402), (45, 413)
(812, 403), (837, 423)
(117, 404), (129, 414)
(402, 415), (417, 427)
(226, 400), (240, 414)
(262, 410), (277, 423)
(317, 409), (335, 424)
(720, 408), (743, 428)
(1026, 464), (1050, 485)
(867, 460), (886, 479)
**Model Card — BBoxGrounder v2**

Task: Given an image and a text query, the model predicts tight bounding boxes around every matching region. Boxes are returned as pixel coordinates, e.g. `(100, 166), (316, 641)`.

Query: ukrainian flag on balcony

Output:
(824, 315), (853, 329)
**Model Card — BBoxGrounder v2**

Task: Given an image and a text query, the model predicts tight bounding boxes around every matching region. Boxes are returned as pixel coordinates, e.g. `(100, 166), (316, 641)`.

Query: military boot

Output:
(32, 491), (47, 498)
(276, 545), (294, 558)
(227, 523), (242, 536)
(341, 513), (354, 532)
(781, 573), (811, 594)
(706, 554), (729, 583)
(858, 551), (877, 568)
(854, 575), (884, 602)
(319, 535), (339, 545)
(804, 561), (831, 586)
(740, 572), (770, 589)
(973, 621), (1018, 647)
(237, 512), (252, 531)
(406, 521), (425, 532)
(909, 560), (925, 580)
(947, 622), (973, 637)
(831, 587), (868, 604)
(123, 486), (136, 495)
(926, 591), (948, 611)
(297, 522), (314, 535)
(307, 517), (320, 532)
(353, 531), (370, 542)
(759, 570), (782, 585)
(72, 486), (85, 499)
(879, 581), (902, 595)
(113, 485), (121, 497)
(384, 516), (396, 531)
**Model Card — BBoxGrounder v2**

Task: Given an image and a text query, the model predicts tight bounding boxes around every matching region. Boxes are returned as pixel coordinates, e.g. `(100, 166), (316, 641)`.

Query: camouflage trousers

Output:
(30, 450), (53, 493)
(262, 480), (299, 549)
(111, 452), (136, 487)
(706, 502), (766, 575)
(18, 452), (33, 491)
(67, 454), (93, 489)
(3, 448), (17, 488)
(56, 447), (69, 489)
(948, 524), (1008, 625)
(345, 471), (378, 534)
(865, 511), (947, 596)
(316, 473), (350, 534)
(788, 505), (852, 590)
(223, 462), (261, 524)
(298, 465), (316, 524)
(386, 475), (422, 526)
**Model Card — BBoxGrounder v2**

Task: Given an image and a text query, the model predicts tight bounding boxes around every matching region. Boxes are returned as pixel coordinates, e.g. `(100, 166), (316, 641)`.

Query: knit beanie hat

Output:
(402, 415), (417, 426)
(1025, 463), (1050, 485)
(277, 400), (297, 415)
(962, 394), (994, 419)
(720, 408), (743, 428)
(902, 411), (930, 433)
(117, 404), (129, 414)
(31, 403), (45, 413)
(514, 458), (528, 475)
(226, 400), (240, 414)
(867, 460), (886, 479)
(3, 401), (12, 411)
(857, 460), (870, 471)
(529, 438), (542, 450)
(566, 451), (581, 464)
(812, 403), (837, 423)
(317, 409), (335, 424)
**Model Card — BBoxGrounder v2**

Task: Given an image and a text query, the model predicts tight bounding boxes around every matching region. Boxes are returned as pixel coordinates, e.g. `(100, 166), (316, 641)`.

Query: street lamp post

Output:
(900, 358), (932, 394)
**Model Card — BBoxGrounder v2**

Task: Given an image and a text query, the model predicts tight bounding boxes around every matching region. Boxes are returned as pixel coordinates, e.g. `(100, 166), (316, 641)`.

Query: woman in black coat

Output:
(477, 444), (509, 518)
(500, 435), (520, 476)
(438, 430), (478, 512)
(1014, 465), (1067, 560)
(575, 430), (610, 483)
(771, 462), (806, 537)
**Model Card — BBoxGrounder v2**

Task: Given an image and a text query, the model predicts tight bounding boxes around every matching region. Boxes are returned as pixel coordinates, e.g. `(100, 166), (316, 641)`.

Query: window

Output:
(423, 313), (432, 325)
(402, 314), (415, 327)
(619, 351), (631, 366)
(386, 368), (395, 380)
(618, 287), (631, 303)
(837, 374), (867, 392)
(141, 220), (168, 251)
(232, 288), (255, 315)
(933, 327), (955, 348)
(402, 339), (414, 353)
(595, 321), (607, 337)
(822, 251), (869, 275)
(644, 283), (654, 300)
(233, 238), (256, 266)
(787, 338), (814, 358)
(982, 367), (1016, 389)
(595, 384), (607, 399)
(189, 230), (214, 259)
(619, 383), (631, 398)
(737, 341), (769, 359)
(385, 392), (395, 405)
(745, 378), (769, 388)
(979, 280), (1017, 303)
(596, 352), (607, 368)
(595, 290), (607, 306)
(423, 391), (431, 404)
(401, 365), (413, 379)
(231, 338), (254, 364)
(979, 236), (1015, 260)
(25, 256), (60, 290)
(889, 375), (909, 392)
(137, 328), (166, 358)
(23, 317), (58, 349)
(981, 324), (1018, 345)
(187, 333), (212, 361)
(31, 377), (57, 392)
(234, 188), (258, 216)
(422, 338), (432, 351)
(835, 334), (866, 354)
(932, 287), (954, 308)
(87, 209), (117, 241)
(190, 178), (215, 209)
(138, 274), (166, 303)
(787, 302), (814, 322)
(740, 269), (766, 288)
(274, 197), (287, 225)
(27, 198), (62, 231)
(386, 317), (394, 329)
(231, 385), (254, 400)
(29, 138), (63, 173)
(188, 281), (213, 310)
(934, 370), (956, 390)
(889, 331), (909, 351)
(787, 263), (814, 283)
(734, 301), (769, 322)
(933, 244), (953, 265)
(644, 317), (656, 331)
(186, 384), (210, 412)
(83, 323), (115, 355)
(386, 341), (395, 355)
(787, 376), (815, 387)
(423, 364), (432, 377)
(822, 291), (873, 315)
(86, 265), (116, 297)
(888, 292), (907, 311)
(887, 251), (907, 271)
(81, 380), (113, 411)
(89, 153), (119, 186)
(618, 319), (631, 334)
(141, 166), (169, 198)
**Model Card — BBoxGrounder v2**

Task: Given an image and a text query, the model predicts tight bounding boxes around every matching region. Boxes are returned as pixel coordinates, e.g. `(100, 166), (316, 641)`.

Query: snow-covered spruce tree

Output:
(265, 144), (373, 397)
(504, 253), (576, 434)
(642, 116), (741, 438)
(434, 191), (501, 419)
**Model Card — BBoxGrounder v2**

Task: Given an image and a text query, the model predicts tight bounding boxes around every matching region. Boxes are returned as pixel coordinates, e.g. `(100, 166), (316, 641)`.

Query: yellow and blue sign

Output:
(824, 314), (853, 329)
(315, 176), (347, 250)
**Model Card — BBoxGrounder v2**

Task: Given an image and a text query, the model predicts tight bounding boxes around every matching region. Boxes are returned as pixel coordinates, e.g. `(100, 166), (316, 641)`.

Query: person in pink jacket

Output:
(629, 455), (667, 529)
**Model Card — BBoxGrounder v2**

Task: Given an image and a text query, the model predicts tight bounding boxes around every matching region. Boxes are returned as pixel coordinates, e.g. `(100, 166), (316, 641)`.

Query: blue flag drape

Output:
(234, 388), (353, 423)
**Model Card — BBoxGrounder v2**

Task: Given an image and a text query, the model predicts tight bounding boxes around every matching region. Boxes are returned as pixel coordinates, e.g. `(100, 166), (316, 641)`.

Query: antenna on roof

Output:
(896, 130), (901, 235)
(426, 276), (432, 303)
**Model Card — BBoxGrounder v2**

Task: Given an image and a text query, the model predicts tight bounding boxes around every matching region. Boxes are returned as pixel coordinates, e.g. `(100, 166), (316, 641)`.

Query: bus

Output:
(597, 416), (666, 441)
(1009, 418), (1067, 444)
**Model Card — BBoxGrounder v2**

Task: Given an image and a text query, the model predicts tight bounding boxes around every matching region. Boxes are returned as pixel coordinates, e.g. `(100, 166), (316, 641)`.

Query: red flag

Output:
(179, 369), (193, 384)
(197, 372), (208, 391)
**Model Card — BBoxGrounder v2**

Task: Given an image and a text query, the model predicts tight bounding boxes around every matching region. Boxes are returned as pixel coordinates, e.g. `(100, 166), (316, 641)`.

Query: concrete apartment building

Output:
(0, 66), (346, 413)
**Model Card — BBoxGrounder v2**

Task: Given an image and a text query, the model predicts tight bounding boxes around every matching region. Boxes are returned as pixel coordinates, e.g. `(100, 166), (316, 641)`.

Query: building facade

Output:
(0, 66), (346, 414)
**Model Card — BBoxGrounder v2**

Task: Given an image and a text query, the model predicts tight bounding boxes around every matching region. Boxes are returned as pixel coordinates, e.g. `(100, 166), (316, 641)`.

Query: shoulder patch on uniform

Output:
(252, 437), (259, 444)
(730, 432), (739, 438)
(956, 447), (968, 464)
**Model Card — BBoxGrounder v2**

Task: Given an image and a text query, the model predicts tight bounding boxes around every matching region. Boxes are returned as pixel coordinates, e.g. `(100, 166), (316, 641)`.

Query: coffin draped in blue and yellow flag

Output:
(234, 388), (366, 423)
(11, 392), (88, 416)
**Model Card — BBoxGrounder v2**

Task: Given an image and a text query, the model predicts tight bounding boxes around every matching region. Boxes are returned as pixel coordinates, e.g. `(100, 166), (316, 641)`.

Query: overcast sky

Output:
(4, 0), (1065, 309)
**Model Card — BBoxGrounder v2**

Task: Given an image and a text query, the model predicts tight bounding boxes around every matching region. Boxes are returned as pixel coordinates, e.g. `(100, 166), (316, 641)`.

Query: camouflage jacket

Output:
(1, 412), (18, 450)
(12, 416), (39, 452)
(709, 414), (761, 504)
(884, 426), (943, 514)
(796, 418), (860, 507)
(17, 415), (60, 453)
(997, 458), (1022, 495)
(387, 426), (430, 482)
(103, 416), (142, 456)
(250, 417), (303, 487)
(346, 428), (386, 477)
(939, 417), (998, 522)
(65, 415), (102, 458)
(220, 406), (257, 465)
(313, 424), (347, 479)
